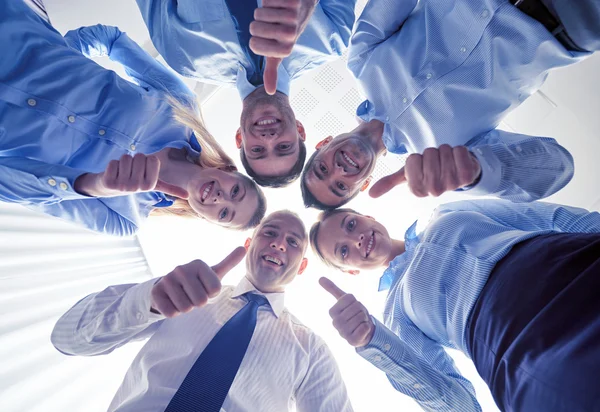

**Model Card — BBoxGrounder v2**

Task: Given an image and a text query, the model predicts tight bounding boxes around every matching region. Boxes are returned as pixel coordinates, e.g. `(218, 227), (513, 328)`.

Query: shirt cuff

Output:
(460, 145), (502, 195)
(121, 277), (165, 326)
(41, 166), (93, 201)
(356, 316), (404, 363)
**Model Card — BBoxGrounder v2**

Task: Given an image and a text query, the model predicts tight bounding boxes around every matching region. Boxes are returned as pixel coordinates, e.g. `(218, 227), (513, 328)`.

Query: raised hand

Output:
(74, 153), (189, 199)
(320, 277), (375, 348)
(369, 144), (481, 199)
(151, 247), (247, 318)
(250, 0), (318, 94)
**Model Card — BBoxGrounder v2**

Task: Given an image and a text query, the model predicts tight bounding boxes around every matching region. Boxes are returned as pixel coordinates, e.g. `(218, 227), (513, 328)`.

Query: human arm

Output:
(63, 25), (194, 102)
(347, 0), (418, 75)
(320, 277), (481, 412)
(436, 199), (600, 234)
(295, 339), (353, 412)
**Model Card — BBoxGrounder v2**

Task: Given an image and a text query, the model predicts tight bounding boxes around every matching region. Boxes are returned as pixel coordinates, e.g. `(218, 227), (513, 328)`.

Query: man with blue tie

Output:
(301, 0), (599, 210)
(134, 0), (356, 188)
(51, 211), (353, 412)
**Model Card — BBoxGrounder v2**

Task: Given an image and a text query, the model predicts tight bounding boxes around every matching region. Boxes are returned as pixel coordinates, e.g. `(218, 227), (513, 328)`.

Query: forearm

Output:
(466, 130), (574, 202)
(357, 318), (481, 412)
(51, 279), (163, 356)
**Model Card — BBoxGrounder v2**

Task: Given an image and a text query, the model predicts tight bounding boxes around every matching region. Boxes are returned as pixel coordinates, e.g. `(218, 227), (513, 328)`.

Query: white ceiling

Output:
(43, 1), (600, 411)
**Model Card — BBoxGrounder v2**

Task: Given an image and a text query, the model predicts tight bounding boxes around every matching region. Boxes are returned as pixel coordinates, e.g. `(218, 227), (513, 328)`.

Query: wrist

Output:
(74, 173), (98, 196)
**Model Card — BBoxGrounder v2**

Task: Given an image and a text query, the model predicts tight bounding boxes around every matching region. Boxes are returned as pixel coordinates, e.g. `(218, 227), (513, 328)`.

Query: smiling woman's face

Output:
(315, 211), (392, 271)
(186, 169), (260, 229)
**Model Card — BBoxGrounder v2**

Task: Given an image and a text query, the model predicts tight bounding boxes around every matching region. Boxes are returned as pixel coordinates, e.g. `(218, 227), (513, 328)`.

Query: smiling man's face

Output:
(246, 211), (307, 293)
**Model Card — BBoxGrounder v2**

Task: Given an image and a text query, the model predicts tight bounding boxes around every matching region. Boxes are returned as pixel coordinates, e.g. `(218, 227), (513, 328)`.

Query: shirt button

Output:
(516, 145), (522, 153)
(383, 343), (391, 352)
(98, 129), (106, 136)
(385, 116), (390, 122)
(374, 355), (382, 362)
(460, 47), (467, 53)
(59, 182), (68, 190)
(481, 10), (489, 18)
(130, 144), (136, 151)
(402, 97), (408, 104)
(426, 73), (432, 79)
(136, 312), (144, 321)
(67, 115), (76, 123)
(476, 148), (483, 155)
(27, 98), (37, 106)
(413, 383), (423, 389)
(47, 178), (57, 187)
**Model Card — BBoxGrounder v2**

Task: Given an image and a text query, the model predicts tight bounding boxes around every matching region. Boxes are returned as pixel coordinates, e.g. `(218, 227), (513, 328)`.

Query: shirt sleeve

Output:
(463, 129), (574, 202)
(437, 200), (600, 234)
(347, 0), (418, 75)
(51, 278), (165, 357)
(317, 0), (357, 51)
(295, 338), (353, 412)
(357, 317), (481, 412)
(63, 25), (195, 103)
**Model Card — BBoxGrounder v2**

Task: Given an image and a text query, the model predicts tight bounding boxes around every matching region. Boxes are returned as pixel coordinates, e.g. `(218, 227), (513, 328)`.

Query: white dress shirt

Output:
(51, 277), (353, 412)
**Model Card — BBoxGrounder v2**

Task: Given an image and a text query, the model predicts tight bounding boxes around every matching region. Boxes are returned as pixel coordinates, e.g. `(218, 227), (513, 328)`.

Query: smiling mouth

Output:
(200, 181), (214, 203)
(341, 150), (359, 169)
(365, 232), (375, 258)
(263, 255), (283, 266)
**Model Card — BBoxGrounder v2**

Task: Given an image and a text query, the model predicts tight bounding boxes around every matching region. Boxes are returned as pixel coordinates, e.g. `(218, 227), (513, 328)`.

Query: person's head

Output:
(153, 97), (267, 230)
(301, 133), (378, 210)
(237, 88), (307, 188)
(245, 210), (309, 293)
(310, 208), (394, 274)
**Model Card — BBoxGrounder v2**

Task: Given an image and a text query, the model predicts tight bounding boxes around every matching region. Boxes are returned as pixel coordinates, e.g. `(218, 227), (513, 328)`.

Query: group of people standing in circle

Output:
(3, 0), (600, 411)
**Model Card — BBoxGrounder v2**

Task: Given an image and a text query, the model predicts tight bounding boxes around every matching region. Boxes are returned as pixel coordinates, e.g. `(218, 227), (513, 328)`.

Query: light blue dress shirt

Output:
(348, 0), (587, 202)
(358, 199), (600, 411)
(0, 1), (200, 236)
(51, 277), (353, 411)
(135, 0), (356, 99)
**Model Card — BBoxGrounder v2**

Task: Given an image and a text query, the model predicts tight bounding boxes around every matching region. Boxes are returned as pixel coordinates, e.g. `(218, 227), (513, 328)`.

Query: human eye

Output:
(231, 184), (240, 198)
(251, 147), (263, 153)
(287, 237), (299, 247)
(340, 245), (348, 260)
(278, 143), (292, 151)
(337, 182), (347, 191)
(346, 218), (356, 231)
(319, 163), (327, 174)
(219, 208), (228, 220)
(264, 230), (276, 237)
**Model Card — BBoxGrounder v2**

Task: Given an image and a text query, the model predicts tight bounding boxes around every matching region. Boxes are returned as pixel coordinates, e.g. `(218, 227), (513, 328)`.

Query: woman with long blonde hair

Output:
(0, 3), (265, 236)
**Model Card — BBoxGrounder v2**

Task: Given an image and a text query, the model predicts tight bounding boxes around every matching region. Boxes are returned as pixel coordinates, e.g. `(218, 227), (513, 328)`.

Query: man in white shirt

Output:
(51, 211), (353, 412)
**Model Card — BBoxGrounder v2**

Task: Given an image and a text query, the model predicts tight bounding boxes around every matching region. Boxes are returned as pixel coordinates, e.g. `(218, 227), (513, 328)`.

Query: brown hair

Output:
(151, 97), (266, 229)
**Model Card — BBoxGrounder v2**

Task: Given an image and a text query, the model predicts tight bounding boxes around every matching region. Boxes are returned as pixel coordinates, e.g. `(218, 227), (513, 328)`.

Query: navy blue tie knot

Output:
(244, 292), (268, 307)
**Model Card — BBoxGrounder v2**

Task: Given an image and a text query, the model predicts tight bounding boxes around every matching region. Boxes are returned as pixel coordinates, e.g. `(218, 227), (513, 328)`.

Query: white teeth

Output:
(201, 183), (213, 201)
(343, 152), (358, 167)
(366, 235), (374, 255)
(264, 256), (282, 265)
(257, 119), (278, 126)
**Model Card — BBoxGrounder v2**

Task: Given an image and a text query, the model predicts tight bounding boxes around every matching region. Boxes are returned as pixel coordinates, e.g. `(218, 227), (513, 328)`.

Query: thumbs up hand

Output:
(151, 247), (247, 318)
(320, 277), (375, 348)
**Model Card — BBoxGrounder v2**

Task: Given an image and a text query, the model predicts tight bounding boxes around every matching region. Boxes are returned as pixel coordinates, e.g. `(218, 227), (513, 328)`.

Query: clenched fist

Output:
(320, 277), (375, 347)
(250, 0), (318, 94)
(369, 145), (481, 199)
(74, 153), (188, 199)
(151, 247), (247, 318)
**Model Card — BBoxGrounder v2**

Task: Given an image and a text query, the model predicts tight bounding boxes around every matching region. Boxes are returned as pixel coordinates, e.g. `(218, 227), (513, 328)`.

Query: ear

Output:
(297, 257), (308, 275)
(235, 128), (243, 149)
(343, 269), (360, 276)
(296, 120), (306, 142)
(315, 136), (333, 150)
(360, 175), (373, 192)
(244, 237), (252, 251)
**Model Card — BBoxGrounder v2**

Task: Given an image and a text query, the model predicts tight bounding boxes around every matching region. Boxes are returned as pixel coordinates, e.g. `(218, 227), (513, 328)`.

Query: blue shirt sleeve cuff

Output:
(460, 145), (502, 195)
(356, 316), (405, 361)
(122, 277), (165, 326)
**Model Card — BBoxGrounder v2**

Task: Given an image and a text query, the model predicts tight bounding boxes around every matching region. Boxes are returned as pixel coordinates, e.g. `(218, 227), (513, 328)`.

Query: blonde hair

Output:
(151, 97), (237, 220)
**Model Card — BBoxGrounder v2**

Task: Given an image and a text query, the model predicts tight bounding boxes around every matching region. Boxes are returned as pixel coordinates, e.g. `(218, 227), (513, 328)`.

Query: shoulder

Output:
(283, 310), (329, 352)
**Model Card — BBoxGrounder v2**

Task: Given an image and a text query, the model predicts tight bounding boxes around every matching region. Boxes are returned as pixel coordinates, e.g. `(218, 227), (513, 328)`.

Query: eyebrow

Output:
(228, 210), (236, 224)
(263, 224), (280, 230)
(340, 215), (348, 229)
(291, 231), (305, 241)
(238, 184), (247, 203)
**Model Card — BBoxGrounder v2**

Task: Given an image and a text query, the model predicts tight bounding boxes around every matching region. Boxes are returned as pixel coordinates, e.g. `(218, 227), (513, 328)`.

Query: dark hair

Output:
(240, 139), (307, 188)
(301, 151), (360, 210)
(309, 208), (359, 269)
(241, 174), (268, 230)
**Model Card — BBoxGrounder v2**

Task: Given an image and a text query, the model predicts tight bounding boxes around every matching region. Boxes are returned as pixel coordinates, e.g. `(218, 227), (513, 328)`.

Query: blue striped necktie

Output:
(164, 293), (269, 412)
(223, 0), (264, 85)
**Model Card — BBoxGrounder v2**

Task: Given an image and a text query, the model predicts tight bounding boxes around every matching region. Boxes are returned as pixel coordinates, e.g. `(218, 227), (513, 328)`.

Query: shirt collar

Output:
(231, 276), (285, 318)
(235, 65), (291, 100)
(378, 220), (419, 291)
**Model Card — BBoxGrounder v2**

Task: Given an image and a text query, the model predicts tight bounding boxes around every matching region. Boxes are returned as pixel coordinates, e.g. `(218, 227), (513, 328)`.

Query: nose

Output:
(259, 129), (278, 138)
(270, 238), (286, 252)
(334, 160), (348, 176)
(355, 233), (365, 249)
(211, 190), (223, 203)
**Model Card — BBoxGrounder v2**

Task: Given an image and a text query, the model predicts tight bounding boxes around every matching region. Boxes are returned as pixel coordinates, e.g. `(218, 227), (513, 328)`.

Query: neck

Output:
(384, 238), (405, 266)
(245, 274), (284, 294)
(154, 147), (201, 191)
(352, 120), (386, 157)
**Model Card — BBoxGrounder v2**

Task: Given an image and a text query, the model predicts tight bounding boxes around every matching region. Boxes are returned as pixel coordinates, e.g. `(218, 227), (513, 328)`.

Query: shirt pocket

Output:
(176, 0), (225, 23)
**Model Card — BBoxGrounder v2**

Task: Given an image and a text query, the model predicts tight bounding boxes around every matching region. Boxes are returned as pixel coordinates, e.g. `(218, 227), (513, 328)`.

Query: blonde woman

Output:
(0, 2), (265, 235)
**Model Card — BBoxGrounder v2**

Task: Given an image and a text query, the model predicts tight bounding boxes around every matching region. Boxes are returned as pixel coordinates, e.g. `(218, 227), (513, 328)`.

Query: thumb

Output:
(263, 57), (282, 95)
(368, 167), (406, 198)
(154, 179), (189, 200)
(319, 277), (346, 300)
(212, 246), (247, 279)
